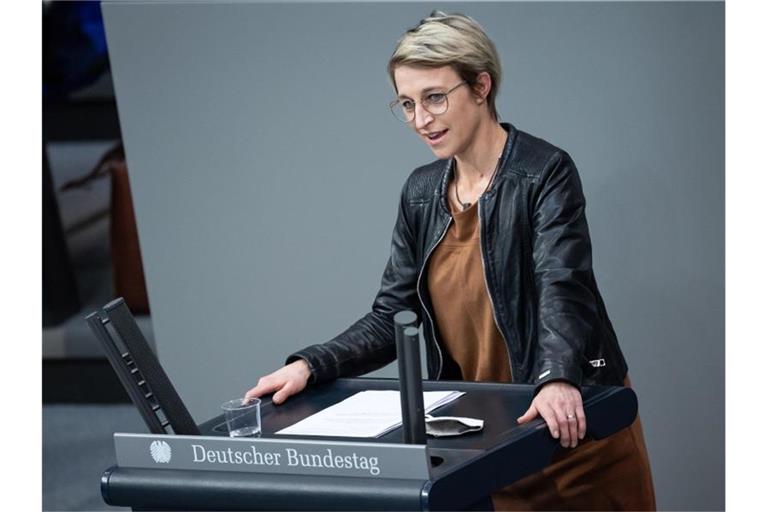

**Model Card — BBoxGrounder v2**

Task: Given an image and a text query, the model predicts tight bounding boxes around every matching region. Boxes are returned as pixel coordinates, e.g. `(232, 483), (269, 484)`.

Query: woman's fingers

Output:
(537, 403), (561, 440)
(245, 361), (312, 405)
(526, 381), (586, 448)
(564, 408), (578, 448)
(517, 400), (571, 445)
(272, 379), (301, 404)
(516, 403), (539, 424)
(271, 384), (289, 404)
(576, 404), (587, 440)
(244, 375), (282, 401)
(552, 391), (582, 448)
(553, 408), (571, 448)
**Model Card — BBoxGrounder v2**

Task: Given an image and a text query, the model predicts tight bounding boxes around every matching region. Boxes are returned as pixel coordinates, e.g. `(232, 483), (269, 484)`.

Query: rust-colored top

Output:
(427, 201), (512, 383)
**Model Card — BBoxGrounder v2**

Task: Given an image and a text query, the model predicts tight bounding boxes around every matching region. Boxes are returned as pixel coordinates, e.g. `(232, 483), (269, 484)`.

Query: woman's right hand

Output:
(244, 359), (312, 405)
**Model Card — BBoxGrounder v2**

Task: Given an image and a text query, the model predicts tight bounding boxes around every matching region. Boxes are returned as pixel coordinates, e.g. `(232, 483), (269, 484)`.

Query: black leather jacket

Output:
(289, 123), (628, 391)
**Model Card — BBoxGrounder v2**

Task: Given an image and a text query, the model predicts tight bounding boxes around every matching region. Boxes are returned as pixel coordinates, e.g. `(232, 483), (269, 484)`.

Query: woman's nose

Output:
(413, 103), (434, 128)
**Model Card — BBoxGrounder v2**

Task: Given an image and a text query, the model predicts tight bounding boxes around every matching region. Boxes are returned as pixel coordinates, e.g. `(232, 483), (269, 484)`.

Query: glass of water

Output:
(221, 397), (261, 437)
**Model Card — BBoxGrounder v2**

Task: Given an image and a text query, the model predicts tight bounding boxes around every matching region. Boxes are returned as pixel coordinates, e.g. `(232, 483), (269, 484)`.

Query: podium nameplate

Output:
(114, 433), (430, 479)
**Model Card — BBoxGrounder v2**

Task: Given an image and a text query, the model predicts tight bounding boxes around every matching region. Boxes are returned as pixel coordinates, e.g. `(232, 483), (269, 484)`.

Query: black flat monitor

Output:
(86, 298), (200, 435)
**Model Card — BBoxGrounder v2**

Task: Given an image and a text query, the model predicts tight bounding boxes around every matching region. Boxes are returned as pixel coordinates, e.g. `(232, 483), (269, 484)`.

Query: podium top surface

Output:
(199, 377), (636, 452)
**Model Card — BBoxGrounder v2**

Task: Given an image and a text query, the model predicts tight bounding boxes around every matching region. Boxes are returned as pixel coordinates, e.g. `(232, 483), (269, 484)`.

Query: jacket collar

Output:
(437, 122), (518, 214)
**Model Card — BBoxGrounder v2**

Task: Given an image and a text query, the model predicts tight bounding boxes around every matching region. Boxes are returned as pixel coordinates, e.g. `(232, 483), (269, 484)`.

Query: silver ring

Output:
(566, 413), (575, 420)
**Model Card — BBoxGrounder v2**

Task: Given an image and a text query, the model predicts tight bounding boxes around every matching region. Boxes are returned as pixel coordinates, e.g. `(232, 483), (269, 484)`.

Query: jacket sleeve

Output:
(286, 180), (422, 384)
(531, 151), (598, 392)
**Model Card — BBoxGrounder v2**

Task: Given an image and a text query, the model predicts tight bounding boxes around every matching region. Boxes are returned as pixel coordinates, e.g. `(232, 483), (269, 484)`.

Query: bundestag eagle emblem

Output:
(150, 440), (172, 463)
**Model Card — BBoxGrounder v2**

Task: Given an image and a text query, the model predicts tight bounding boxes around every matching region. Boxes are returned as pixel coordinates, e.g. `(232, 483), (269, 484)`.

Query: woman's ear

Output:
(472, 71), (493, 103)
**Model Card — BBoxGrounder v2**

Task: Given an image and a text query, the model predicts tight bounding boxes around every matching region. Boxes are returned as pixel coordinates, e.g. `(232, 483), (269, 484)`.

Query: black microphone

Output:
(394, 310), (426, 444)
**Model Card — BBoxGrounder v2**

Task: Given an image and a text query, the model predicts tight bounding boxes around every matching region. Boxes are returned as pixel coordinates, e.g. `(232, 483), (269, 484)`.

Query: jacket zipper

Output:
(477, 196), (516, 380)
(416, 217), (452, 380)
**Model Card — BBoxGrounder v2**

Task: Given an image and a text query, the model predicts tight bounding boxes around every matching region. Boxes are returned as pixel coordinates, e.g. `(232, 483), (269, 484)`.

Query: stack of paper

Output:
(276, 390), (464, 438)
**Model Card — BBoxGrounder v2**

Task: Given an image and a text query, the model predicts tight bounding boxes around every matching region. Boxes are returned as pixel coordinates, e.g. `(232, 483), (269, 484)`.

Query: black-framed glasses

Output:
(389, 81), (467, 123)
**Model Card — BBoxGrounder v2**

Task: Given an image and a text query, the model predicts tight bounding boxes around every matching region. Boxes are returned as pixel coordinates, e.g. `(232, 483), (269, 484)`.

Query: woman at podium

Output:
(246, 11), (655, 511)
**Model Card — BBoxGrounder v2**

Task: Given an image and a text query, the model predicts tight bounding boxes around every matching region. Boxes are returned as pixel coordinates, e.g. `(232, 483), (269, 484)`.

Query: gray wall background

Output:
(102, 2), (724, 509)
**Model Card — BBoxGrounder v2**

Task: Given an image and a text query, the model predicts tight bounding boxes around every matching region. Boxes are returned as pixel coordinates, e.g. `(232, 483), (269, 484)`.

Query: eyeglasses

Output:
(389, 82), (467, 123)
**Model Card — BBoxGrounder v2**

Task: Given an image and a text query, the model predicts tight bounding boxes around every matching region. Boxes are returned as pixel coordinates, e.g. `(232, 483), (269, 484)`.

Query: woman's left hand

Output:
(516, 381), (586, 448)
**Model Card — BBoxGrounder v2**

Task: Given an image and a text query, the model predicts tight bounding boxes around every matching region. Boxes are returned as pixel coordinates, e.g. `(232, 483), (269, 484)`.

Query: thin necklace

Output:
(454, 153), (503, 211)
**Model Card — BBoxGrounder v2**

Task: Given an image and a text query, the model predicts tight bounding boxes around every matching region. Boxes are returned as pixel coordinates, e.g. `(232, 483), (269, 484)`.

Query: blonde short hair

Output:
(388, 11), (503, 120)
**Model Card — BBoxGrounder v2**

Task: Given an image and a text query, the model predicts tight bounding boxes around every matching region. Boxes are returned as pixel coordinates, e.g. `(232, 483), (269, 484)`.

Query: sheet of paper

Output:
(276, 390), (465, 438)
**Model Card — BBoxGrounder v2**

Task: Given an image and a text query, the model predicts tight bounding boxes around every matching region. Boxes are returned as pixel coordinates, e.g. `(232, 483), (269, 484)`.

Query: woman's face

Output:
(393, 65), (486, 160)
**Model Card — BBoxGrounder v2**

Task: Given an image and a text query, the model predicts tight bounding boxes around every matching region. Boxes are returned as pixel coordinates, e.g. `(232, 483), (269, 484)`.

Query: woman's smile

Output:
(424, 129), (449, 145)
